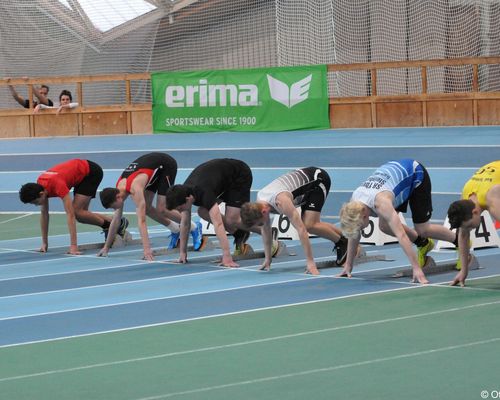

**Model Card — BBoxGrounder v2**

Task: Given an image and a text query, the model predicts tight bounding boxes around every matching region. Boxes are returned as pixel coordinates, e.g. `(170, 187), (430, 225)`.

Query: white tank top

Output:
(352, 159), (424, 209)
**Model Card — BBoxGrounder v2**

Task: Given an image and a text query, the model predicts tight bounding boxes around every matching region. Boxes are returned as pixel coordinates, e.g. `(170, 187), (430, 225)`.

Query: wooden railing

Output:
(2, 56), (500, 137)
(328, 56), (500, 128)
(0, 73), (152, 138)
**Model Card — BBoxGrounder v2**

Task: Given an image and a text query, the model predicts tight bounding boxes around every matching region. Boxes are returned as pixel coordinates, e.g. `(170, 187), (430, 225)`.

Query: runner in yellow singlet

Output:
(447, 161), (500, 286)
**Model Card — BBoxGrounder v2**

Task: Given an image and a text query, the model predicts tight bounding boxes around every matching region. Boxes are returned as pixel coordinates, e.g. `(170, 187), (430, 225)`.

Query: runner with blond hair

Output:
(339, 159), (457, 284)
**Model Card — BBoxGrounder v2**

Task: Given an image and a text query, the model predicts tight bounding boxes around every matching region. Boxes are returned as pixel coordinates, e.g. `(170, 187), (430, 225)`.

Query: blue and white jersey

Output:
(351, 159), (424, 210)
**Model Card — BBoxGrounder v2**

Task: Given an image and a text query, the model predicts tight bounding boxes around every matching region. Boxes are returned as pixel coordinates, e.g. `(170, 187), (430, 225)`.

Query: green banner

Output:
(151, 65), (329, 133)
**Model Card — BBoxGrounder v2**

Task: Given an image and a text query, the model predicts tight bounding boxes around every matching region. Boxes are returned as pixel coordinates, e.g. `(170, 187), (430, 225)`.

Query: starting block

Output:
(111, 231), (134, 248)
(212, 240), (290, 263)
(232, 241), (290, 261)
(77, 230), (139, 251)
(152, 236), (215, 256)
(317, 247), (390, 269)
(392, 254), (480, 278)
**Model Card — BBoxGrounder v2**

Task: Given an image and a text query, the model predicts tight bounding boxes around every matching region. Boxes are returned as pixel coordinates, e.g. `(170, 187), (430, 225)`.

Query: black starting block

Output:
(152, 236), (215, 256)
(392, 254), (480, 278)
(77, 231), (138, 251)
(317, 247), (390, 269)
(212, 241), (290, 263)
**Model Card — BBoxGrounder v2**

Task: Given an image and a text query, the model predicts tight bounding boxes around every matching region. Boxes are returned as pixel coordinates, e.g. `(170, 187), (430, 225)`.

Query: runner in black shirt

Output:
(166, 158), (252, 267)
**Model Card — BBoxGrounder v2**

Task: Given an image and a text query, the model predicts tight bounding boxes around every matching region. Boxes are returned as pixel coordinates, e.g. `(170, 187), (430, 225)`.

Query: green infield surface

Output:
(1, 283), (499, 400)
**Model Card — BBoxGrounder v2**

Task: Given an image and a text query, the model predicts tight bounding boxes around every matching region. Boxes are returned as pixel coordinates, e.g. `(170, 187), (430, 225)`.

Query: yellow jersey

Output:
(462, 160), (500, 208)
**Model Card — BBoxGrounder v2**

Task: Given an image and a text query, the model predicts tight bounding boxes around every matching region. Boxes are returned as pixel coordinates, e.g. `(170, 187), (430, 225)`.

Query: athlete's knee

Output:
(145, 203), (155, 215)
(414, 223), (431, 237)
(379, 222), (394, 236)
(74, 209), (86, 223)
(303, 219), (317, 231)
(156, 204), (168, 215)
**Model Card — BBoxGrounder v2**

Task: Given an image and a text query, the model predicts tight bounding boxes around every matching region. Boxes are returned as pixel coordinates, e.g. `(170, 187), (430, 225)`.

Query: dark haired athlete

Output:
(166, 158), (252, 267)
(447, 160), (500, 286)
(99, 152), (202, 261)
(19, 159), (118, 254)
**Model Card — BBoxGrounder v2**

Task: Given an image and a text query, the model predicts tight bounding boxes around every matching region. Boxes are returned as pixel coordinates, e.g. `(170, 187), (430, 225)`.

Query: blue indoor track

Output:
(1, 126), (500, 348)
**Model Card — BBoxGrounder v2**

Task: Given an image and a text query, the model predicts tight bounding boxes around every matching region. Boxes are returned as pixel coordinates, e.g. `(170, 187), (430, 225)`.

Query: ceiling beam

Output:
(99, 7), (167, 45)
(33, 0), (102, 52)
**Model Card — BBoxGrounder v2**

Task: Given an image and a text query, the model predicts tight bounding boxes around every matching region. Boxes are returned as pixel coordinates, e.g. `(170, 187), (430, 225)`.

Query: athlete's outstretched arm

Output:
(376, 196), (428, 284)
(277, 193), (319, 275)
(97, 207), (123, 257)
(177, 208), (191, 263)
(130, 189), (153, 261)
(259, 216), (273, 271)
(337, 237), (360, 278)
(208, 204), (239, 268)
(451, 227), (471, 287)
(62, 194), (81, 255)
(39, 196), (50, 252)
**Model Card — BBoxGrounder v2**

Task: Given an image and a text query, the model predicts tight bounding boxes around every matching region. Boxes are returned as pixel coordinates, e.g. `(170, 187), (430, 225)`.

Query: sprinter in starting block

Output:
(447, 160), (500, 286)
(240, 167), (349, 275)
(339, 159), (458, 284)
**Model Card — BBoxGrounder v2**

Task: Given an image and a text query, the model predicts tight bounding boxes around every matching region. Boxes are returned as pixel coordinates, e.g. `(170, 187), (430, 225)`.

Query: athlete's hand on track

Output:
(336, 266), (352, 278)
(97, 247), (109, 257)
(305, 261), (319, 275)
(450, 270), (466, 287)
(67, 245), (82, 255)
(220, 254), (239, 268)
(411, 268), (429, 284)
(259, 259), (271, 271)
(177, 253), (188, 264)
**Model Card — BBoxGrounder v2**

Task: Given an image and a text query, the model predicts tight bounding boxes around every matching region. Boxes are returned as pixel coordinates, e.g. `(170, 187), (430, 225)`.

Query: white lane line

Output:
(0, 300), (498, 381)
(0, 143), (498, 157)
(0, 213), (33, 224)
(135, 337), (500, 400)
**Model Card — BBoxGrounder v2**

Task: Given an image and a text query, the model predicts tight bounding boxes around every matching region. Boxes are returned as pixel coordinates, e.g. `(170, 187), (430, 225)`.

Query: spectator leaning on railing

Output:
(5, 77), (54, 109)
(34, 89), (78, 115)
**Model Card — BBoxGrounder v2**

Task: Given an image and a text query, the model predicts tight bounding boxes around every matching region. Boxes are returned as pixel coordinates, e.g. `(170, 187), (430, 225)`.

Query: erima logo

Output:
(165, 79), (258, 107)
(165, 74), (313, 108)
(267, 74), (312, 108)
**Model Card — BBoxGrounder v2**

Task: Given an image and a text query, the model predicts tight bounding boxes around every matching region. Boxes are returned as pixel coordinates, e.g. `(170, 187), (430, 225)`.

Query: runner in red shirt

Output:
(19, 159), (123, 254)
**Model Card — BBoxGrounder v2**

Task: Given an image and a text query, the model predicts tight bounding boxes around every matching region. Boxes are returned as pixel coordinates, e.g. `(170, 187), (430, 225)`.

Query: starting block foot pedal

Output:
(392, 255), (481, 278)
(153, 237), (215, 256)
(213, 241), (292, 263)
(354, 254), (389, 265)
(76, 231), (140, 251)
(272, 240), (290, 257)
(111, 231), (133, 248)
(317, 252), (389, 269)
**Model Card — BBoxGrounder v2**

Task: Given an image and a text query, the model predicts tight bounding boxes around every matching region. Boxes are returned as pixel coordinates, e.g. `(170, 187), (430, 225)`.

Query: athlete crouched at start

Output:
(99, 152), (203, 261)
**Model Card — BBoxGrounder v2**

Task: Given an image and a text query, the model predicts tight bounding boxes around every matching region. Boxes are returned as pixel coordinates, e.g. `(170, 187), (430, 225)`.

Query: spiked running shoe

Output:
(102, 217), (129, 240)
(271, 239), (280, 257)
(191, 221), (204, 251)
(417, 238), (435, 267)
(334, 236), (348, 266)
(167, 231), (180, 250)
(233, 229), (250, 254)
(233, 243), (252, 256)
(117, 217), (129, 237)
